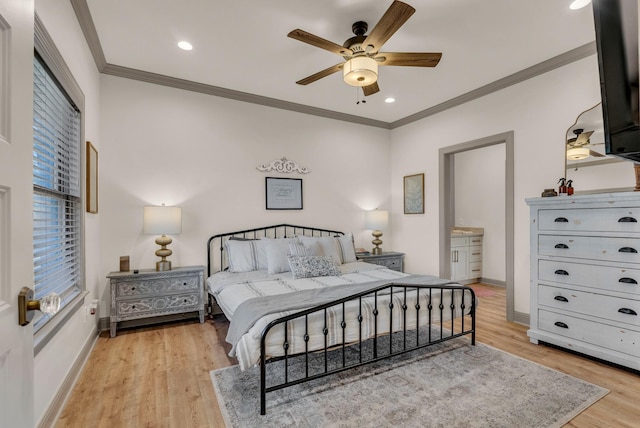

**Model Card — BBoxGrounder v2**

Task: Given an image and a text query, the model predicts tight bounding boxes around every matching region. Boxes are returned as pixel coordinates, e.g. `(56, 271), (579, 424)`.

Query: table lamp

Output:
(365, 209), (389, 255)
(144, 205), (182, 271)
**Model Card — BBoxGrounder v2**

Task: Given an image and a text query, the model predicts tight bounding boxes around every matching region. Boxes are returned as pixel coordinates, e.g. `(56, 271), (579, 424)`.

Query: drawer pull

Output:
(618, 308), (638, 316)
(554, 217), (569, 223)
(554, 243), (569, 249)
(619, 277), (638, 285)
(554, 321), (569, 329)
(618, 216), (638, 223)
(554, 295), (569, 302)
(618, 247), (638, 254)
(554, 269), (569, 276)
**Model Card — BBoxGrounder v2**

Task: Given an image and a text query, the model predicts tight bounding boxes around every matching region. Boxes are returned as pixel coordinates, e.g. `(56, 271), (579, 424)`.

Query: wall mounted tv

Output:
(593, 0), (640, 162)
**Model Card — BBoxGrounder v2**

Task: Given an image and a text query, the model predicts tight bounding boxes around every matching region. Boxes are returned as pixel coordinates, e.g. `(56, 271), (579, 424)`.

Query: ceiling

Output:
(81, 0), (597, 126)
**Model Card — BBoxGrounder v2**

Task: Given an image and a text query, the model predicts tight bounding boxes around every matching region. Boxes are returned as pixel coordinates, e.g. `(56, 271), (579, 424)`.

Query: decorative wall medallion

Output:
(257, 158), (310, 174)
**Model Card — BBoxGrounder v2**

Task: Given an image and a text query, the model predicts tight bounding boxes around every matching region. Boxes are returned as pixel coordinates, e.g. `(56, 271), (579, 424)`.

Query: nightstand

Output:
(107, 265), (205, 337)
(357, 251), (405, 272)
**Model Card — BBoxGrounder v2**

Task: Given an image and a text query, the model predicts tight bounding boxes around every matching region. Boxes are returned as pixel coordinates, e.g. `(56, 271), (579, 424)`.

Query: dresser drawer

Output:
(116, 275), (200, 297)
(539, 260), (640, 296)
(469, 262), (482, 278)
(539, 235), (640, 263)
(538, 207), (640, 232)
(469, 245), (482, 262)
(116, 292), (201, 317)
(538, 309), (640, 358)
(538, 284), (640, 327)
(377, 257), (402, 270)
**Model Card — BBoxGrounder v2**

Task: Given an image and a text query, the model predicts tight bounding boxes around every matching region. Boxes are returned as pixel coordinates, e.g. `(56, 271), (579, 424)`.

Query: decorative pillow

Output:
(224, 239), (268, 272)
(264, 237), (299, 274)
(336, 232), (357, 263)
(287, 255), (342, 279)
(289, 241), (319, 257)
(298, 235), (342, 264)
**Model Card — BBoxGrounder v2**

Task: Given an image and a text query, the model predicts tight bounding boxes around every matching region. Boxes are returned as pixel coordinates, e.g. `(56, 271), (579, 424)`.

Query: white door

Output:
(0, 1), (35, 427)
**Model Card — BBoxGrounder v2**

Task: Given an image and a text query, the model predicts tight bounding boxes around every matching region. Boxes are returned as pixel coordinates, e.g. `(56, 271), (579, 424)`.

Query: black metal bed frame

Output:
(206, 224), (476, 416)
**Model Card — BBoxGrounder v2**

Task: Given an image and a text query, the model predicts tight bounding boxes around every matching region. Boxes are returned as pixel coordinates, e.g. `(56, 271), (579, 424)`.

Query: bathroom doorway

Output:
(438, 132), (515, 322)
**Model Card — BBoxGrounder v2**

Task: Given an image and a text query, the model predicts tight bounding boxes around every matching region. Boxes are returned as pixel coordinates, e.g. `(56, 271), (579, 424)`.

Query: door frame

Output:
(438, 131), (515, 321)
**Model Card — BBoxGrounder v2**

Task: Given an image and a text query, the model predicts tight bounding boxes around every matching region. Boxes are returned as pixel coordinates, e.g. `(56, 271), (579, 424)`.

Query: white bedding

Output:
(207, 262), (471, 370)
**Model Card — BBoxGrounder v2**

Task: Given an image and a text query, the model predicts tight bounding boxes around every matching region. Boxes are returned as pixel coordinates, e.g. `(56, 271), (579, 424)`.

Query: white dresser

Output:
(526, 193), (640, 370)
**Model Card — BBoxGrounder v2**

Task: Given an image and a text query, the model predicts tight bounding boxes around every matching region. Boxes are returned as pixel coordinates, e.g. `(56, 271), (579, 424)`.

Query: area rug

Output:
(211, 338), (608, 428)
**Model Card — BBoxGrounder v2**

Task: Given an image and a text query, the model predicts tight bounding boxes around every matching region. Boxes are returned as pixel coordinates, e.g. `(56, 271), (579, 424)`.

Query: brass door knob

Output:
(18, 287), (60, 326)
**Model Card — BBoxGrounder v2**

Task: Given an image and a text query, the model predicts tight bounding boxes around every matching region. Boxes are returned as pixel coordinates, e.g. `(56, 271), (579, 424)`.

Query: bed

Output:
(206, 224), (476, 415)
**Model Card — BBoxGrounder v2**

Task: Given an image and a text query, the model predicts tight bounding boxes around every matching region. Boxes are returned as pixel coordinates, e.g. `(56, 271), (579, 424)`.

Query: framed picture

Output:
(86, 141), (98, 213)
(266, 177), (303, 210)
(404, 173), (424, 214)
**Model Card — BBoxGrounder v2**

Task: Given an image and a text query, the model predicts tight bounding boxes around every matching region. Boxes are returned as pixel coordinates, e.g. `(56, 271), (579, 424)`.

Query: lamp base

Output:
(156, 260), (172, 271)
(372, 247), (382, 255)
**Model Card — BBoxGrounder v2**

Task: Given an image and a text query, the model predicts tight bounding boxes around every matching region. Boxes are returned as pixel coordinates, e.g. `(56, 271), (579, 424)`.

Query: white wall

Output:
(98, 75), (392, 308)
(390, 54), (631, 316)
(454, 144), (506, 283)
(34, 0), (101, 424)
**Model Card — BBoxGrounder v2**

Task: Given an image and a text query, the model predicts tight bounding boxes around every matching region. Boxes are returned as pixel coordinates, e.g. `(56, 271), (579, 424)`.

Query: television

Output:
(592, 0), (640, 161)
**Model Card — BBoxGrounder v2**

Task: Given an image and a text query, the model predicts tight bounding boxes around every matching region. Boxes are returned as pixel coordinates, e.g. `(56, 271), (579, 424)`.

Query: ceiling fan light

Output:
(567, 147), (590, 160)
(343, 57), (378, 87)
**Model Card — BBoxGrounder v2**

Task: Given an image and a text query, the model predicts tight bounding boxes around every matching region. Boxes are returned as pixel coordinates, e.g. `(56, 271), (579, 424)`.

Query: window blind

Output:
(33, 53), (82, 327)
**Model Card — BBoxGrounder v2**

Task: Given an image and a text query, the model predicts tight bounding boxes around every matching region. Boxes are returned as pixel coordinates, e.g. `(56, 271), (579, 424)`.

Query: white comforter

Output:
(207, 262), (470, 370)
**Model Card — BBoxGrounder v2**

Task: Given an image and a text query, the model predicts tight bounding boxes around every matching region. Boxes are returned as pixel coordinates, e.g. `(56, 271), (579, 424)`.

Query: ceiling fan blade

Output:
(288, 29), (351, 56)
(377, 52), (442, 67)
(295, 63), (344, 85)
(575, 130), (594, 145)
(362, 1), (416, 53)
(589, 150), (606, 157)
(362, 82), (380, 96)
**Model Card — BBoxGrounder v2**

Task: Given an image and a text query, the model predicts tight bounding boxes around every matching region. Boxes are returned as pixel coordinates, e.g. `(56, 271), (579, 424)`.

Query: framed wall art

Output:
(404, 173), (424, 214)
(266, 177), (303, 210)
(86, 141), (98, 213)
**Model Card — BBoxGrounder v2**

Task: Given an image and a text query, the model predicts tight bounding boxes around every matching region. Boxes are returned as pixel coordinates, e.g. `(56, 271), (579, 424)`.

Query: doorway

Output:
(438, 132), (515, 321)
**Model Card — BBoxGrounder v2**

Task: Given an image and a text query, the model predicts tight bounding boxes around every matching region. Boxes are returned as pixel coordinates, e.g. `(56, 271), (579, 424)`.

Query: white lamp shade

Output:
(567, 147), (590, 160)
(143, 206), (182, 235)
(343, 56), (378, 87)
(365, 209), (389, 230)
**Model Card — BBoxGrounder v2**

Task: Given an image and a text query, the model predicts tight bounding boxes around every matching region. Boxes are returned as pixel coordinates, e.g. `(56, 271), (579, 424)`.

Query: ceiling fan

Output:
(287, 0), (442, 96)
(566, 128), (605, 160)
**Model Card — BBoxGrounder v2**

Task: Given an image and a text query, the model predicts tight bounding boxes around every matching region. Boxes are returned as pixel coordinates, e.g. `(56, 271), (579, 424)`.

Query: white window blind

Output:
(33, 53), (82, 328)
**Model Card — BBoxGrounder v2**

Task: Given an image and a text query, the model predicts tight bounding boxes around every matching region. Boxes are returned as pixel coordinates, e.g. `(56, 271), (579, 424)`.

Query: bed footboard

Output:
(259, 282), (476, 415)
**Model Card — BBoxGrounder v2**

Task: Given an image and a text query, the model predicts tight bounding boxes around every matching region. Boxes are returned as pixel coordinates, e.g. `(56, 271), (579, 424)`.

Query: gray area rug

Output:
(211, 338), (608, 427)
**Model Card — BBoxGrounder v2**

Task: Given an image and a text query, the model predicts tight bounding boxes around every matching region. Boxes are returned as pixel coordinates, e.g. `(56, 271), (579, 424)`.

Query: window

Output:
(32, 52), (82, 330)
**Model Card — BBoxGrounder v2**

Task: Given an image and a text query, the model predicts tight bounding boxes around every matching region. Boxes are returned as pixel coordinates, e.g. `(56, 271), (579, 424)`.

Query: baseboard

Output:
(479, 277), (506, 287)
(513, 310), (530, 327)
(37, 325), (99, 428)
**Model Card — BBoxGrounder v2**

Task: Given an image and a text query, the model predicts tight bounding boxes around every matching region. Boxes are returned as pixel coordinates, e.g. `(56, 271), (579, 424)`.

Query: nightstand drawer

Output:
(117, 292), (201, 317)
(117, 275), (200, 297)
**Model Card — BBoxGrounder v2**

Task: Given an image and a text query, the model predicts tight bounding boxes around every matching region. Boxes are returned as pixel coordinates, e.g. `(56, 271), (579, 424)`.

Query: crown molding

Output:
(70, 0), (596, 130)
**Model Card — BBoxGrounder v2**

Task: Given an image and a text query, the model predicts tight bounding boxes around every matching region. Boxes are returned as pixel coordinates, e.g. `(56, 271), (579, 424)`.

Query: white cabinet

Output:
(527, 193), (640, 370)
(451, 235), (483, 284)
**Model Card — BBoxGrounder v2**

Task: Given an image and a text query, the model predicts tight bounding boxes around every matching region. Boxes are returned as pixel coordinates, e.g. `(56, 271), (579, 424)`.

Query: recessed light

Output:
(177, 41), (193, 51)
(385, 97), (396, 103)
(569, 0), (591, 10)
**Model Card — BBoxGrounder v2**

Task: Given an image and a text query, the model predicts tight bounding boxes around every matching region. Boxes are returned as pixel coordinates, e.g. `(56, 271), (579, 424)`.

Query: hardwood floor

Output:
(56, 284), (639, 427)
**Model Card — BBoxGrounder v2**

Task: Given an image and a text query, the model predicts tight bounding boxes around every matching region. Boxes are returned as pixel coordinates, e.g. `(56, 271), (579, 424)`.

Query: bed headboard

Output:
(206, 224), (344, 277)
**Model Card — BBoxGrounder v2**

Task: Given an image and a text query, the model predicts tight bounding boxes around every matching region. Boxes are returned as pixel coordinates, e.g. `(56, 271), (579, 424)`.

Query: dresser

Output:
(108, 265), (205, 337)
(526, 193), (640, 370)
(357, 251), (405, 272)
(451, 233), (483, 284)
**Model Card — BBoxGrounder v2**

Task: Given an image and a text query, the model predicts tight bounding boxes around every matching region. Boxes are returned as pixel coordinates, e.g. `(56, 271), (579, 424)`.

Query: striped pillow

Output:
(289, 241), (319, 257)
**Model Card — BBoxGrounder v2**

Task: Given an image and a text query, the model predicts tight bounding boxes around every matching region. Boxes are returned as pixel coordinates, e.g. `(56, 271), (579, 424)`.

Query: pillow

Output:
(224, 239), (268, 273)
(264, 237), (299, 274)
(287, 255), (342, 279)
(289, 241), (319, 257)
(336, 232), (357, 263)
(298, 235), (342, 264)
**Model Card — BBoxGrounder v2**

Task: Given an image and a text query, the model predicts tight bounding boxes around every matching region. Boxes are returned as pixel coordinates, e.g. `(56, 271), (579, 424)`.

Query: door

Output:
(451, 246), (469, 281)
(0, 2), (35, 427)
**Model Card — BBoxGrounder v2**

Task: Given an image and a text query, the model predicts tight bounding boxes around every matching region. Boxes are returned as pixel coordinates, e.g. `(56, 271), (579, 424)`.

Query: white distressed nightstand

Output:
(108, 265), (205, 337)
(357, 251), (405, 272)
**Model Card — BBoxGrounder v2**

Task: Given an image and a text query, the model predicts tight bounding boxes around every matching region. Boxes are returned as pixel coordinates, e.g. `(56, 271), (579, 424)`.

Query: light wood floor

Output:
(56, 284), (640, 427)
